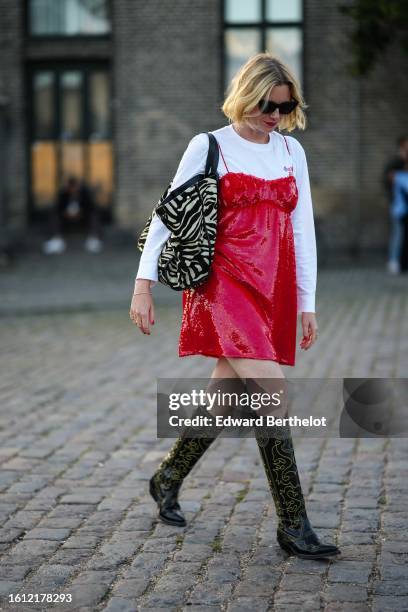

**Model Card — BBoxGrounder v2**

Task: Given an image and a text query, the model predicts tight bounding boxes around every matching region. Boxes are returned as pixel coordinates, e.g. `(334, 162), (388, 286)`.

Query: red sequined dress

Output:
(179, 138), (299, 366)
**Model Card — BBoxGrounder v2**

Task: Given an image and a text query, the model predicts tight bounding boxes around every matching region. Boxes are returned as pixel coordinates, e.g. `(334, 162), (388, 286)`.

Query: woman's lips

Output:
(265, 120), (277, 127)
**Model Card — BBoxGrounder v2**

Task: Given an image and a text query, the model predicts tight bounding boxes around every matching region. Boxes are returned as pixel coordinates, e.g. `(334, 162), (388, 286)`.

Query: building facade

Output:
(0, 0), (407, 254)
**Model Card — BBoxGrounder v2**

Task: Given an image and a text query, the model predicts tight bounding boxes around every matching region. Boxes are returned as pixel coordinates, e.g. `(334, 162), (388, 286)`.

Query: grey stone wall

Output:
(302, 0), (407, 253)
(0, 0), (26, 232)
(112, 0), (223, 230)
(359, 41), (408, 250)
(1, 0), (406, 253)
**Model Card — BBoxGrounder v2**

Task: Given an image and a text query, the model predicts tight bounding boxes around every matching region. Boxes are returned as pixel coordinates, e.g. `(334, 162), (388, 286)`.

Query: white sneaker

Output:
(84, 236), (103, 254)
(387, 260), (400, 275)
(42, 236), (66, 255)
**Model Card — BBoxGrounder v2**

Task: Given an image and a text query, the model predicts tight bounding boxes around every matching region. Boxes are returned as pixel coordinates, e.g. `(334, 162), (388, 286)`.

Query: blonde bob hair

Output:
(221, 52), (308, 133)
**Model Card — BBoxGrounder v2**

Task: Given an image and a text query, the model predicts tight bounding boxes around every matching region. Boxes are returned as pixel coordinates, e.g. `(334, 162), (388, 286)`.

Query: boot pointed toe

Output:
(278, 535), (341, 559)
(277, 516), (341, 559)
(149, 474), (187, 527)
(159, 505), (186, 527)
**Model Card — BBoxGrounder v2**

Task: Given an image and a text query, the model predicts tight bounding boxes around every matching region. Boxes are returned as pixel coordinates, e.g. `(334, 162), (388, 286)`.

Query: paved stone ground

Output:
(0, 244), (407, 611)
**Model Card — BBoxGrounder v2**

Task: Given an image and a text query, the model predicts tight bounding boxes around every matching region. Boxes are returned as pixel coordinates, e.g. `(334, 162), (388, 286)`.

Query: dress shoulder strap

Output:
(217, 141), (230, 173)
(282, 135), (291, 156)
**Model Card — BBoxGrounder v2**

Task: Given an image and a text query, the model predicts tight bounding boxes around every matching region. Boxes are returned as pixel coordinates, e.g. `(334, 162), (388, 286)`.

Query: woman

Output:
(130, 53), (340, 560)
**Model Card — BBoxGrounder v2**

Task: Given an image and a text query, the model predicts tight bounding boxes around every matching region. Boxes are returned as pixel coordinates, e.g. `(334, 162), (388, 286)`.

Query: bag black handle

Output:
(204, 132), (219, 177)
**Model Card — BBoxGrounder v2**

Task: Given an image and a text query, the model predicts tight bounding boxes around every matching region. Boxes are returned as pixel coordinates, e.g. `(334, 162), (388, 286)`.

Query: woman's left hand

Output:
(300, 312), (318, 350)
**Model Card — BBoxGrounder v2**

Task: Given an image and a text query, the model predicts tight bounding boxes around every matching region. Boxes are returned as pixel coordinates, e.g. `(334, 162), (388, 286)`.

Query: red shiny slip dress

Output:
(179, 136), (299, 366)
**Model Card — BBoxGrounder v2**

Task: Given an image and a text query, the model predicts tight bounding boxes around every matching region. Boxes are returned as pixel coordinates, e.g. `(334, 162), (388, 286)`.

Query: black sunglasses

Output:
(258, 98), (299, 115)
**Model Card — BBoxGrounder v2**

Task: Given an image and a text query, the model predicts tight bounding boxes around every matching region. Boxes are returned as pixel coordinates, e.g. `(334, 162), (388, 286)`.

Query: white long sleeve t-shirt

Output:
(136, 124), (317, 314)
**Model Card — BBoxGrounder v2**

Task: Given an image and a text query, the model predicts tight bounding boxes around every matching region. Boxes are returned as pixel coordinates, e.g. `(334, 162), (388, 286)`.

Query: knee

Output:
(213, 357), (240, 379)
(245, 375), (288, 419)
(225, 357), (284, 380)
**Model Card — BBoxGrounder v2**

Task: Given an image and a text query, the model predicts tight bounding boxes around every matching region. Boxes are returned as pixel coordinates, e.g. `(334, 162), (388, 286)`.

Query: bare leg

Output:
(212, 356), (241, 378)
(205, 357), (242, 417)
(224, 356), (284, 379)
(225, 357), (287, 419)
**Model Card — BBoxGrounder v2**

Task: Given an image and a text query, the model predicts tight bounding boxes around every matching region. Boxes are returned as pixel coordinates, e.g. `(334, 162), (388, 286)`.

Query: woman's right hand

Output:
(130, 280), (155, 335)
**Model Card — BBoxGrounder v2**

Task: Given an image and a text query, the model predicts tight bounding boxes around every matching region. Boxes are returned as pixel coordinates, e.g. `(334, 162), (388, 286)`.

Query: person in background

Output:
(388, 160), (408, 275)
(42, 176), (104, 255)
(383, 136), (408, 274)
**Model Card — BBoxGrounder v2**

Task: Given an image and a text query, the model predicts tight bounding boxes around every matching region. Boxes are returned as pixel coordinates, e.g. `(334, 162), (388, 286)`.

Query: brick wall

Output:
(1, 0), (407, 253)
(0, 0), (26, 233)
(303, 0), (407, 253)
(112, 0), (223, 230)
(302, 0), (361, 251)
(359, 41), (408, 250)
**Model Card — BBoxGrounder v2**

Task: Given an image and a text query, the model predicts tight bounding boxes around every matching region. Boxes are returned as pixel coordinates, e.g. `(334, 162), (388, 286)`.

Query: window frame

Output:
(221, 0), (305, 98)
(26, 59), (114, 221)
(24, 0), (112, 40)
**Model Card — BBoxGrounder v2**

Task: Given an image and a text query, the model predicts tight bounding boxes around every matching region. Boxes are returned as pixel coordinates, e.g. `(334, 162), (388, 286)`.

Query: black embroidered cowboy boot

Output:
(247, 378), (340, 559)
(254, 422), (341, 559)
(149, 430), (215, 527)
(150, 376), (244, 526)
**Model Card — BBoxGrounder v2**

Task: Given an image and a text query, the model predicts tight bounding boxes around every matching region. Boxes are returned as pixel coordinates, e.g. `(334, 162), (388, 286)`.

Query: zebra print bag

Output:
(137, 132), (219, 291)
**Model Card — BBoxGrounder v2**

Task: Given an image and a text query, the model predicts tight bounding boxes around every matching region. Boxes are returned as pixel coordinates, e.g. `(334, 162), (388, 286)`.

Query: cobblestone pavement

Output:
(0, 247), (407, 611)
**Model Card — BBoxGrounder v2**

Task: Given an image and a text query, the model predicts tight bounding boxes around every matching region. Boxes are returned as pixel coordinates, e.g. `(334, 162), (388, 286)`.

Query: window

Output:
(223, 0), (303, 89)
(29, 0), (111, 36)
(29, 64), (113, 213)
